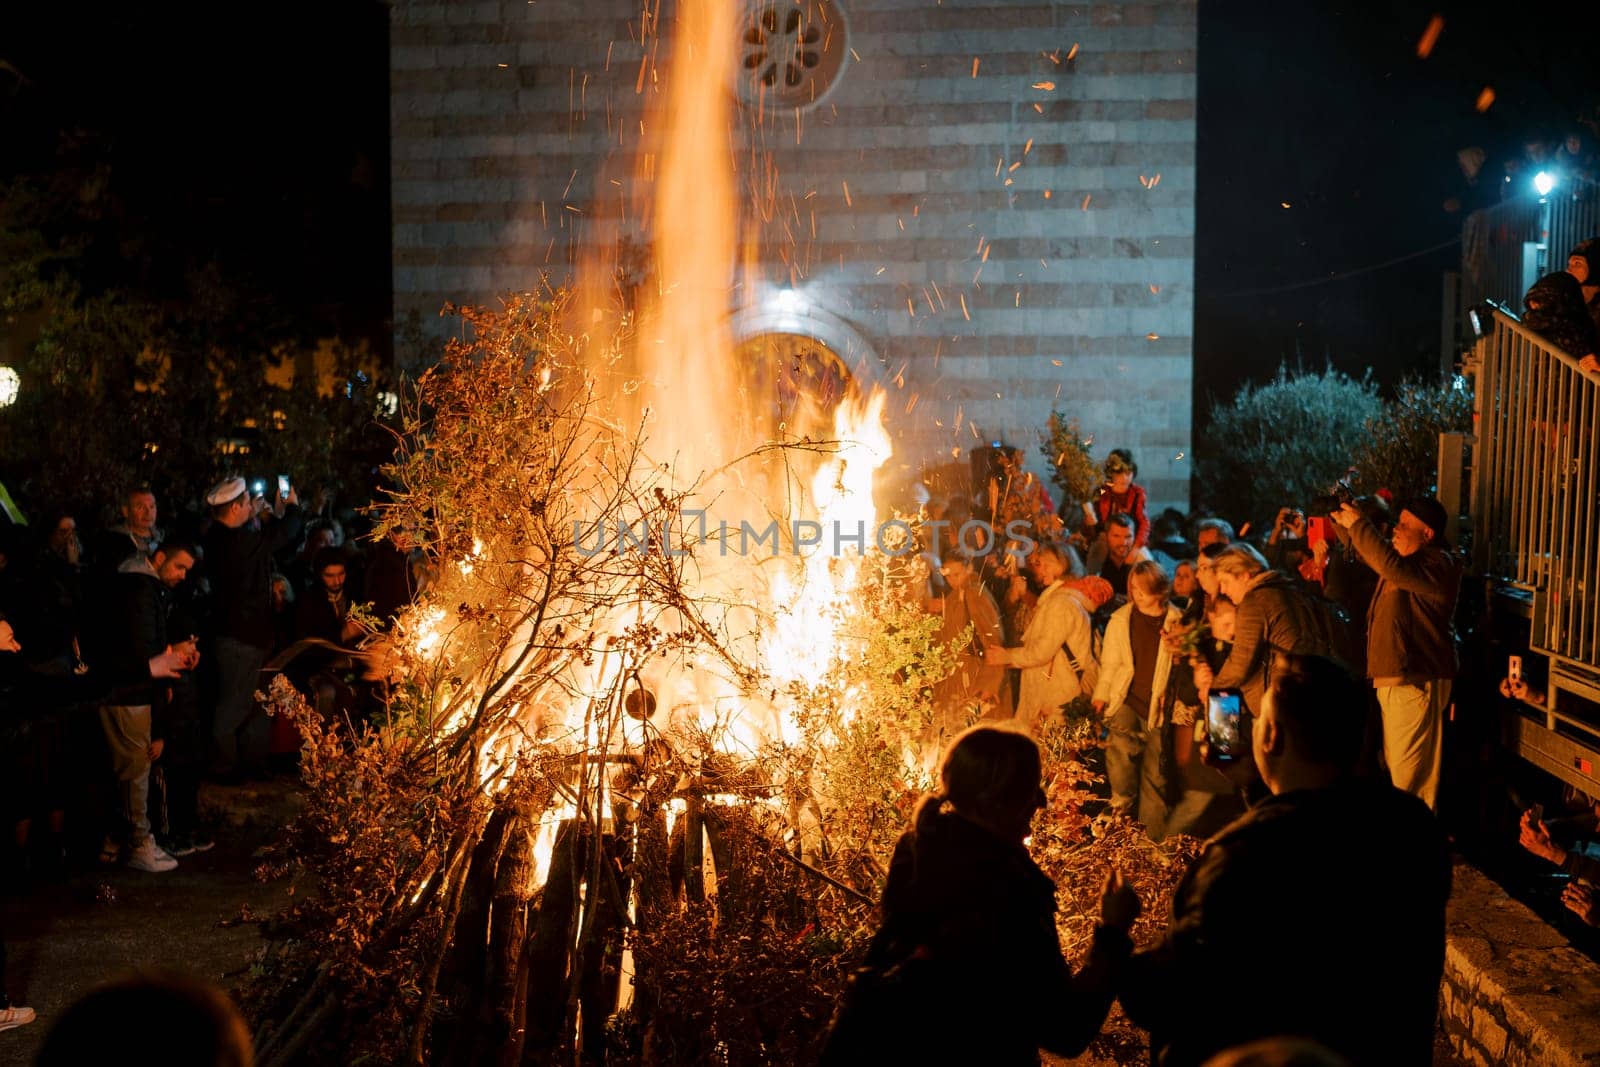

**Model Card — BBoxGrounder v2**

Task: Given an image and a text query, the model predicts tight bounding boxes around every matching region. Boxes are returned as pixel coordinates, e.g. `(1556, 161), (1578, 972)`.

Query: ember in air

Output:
(571, 513), (1040, 558)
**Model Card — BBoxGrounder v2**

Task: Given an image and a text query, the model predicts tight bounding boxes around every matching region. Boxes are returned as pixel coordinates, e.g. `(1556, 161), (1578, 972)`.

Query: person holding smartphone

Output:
(1118, 655), (1450, 1066)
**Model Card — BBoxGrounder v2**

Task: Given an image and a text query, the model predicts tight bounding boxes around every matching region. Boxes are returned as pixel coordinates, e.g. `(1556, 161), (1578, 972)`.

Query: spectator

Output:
(984, 542), (1096, 734)
(1083, 449), (1149, 548)
(1093, 560), (1182, 834)
(930, 549), (1009, 740)
(1171, 560), (1198, 613)
(90, 484), (162, 579)
(1150, 507), (1194, 562)
(1521, 272), (1598, 371)
(1162, 596), (1246, 840)
(203, 477), (303, 778)
(93, 543), (201, 872)
(1517, 804), (1600, 927)
(820, 725), (1138, 1065)
(1567, 241), (1600, 338)
(1193, 517), (1234, 552)
(282, 519), (341, 595)
(1118, 655), (1450, 1066)
(1332, 497), (1461, 810)
(1195, 543), (1328, 721)
(35, 972), (253, 1067)
(291, 548), (368, 724)
(0, 617), (37, 1035)
(363, 526), (421, 629)
(1090, 512), (1157, 597)
(20, 512), (87, 676)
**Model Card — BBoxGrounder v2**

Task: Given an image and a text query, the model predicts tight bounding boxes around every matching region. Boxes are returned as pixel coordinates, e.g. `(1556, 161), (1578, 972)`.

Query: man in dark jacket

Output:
(1119, 655), (1450, 1066)
(1334, 496), (1460, 810)
(203, 477), (302, 777)
(96, 543), (199, 872)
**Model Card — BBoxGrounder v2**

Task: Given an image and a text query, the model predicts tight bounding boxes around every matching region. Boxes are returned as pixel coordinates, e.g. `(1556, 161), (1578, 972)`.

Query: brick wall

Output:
(391, 0), (1196, 512)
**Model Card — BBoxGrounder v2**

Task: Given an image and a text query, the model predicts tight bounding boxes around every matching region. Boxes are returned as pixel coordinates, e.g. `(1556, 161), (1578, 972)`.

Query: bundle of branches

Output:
(242, 291), (957, 1065)
(246, 289), (1194, 1066)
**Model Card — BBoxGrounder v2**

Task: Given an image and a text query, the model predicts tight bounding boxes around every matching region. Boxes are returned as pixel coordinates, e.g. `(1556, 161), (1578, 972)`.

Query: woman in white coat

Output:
(983, 542), (1098, 733)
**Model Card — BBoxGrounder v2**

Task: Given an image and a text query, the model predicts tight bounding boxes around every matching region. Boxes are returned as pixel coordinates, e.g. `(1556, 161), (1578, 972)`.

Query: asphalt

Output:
(0, 778), (301, 1067)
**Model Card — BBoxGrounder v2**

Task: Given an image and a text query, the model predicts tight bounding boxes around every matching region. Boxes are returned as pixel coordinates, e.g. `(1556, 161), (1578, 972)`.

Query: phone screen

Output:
(277, 474), (290, 498)
(1206, 689), (1243, 763)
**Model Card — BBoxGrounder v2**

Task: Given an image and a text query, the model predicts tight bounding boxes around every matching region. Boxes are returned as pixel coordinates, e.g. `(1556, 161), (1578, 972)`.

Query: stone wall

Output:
(1440, 861), (1600, 1067)
(391, 0), (1196, 510)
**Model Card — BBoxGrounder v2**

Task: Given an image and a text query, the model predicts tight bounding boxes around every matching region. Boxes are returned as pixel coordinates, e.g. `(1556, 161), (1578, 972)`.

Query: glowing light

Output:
(376, 391), (399, 417)
(1534, 171), (1556, 197)
(0, 367), (17, 408)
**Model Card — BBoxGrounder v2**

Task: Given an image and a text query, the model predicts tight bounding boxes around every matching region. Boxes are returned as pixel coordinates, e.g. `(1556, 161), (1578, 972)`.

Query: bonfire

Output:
(244, 0), (1194, 1062)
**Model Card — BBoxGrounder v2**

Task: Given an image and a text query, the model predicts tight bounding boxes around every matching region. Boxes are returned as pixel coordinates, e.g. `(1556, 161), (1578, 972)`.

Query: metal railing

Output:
(1469, 305), (1600, 776)
(1461, 186), (1600, 311)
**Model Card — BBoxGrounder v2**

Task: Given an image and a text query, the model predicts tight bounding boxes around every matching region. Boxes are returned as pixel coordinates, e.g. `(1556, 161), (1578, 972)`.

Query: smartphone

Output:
(251, 478), (267, 497)
(1509, 655), (1523, 683)
(277, 474), (290, 498)
(1529, 803), (1545, 825)
(1205, 688), (1244, 764)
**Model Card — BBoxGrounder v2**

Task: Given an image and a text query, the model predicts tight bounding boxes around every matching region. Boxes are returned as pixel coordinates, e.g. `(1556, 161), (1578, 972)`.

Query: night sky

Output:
(4, 2), (1599, 407)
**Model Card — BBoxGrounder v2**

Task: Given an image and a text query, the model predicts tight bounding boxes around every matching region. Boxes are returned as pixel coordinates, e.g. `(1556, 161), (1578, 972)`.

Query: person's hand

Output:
(1579, 354), (1600, 376)
(1286, 511), (1306, 537)
(984, 644), (1008, 668)
(340, 617), (365, 645)
(1332, 503), (1361, 529)
(926, 596), (945, 615)
(1092, 698), (1108, 716)
(1311, 538), (1330, 564)
(1099, 869), (1142, 931)
(172, 637), (200, 671)
(1519, 809), (1567, 865)
(0, 620), (19, 654)
(284, 484), (300, 507)
(1563, 881), (1599, 925)
(148, 645), (194, 679)
(148, 738), (165, 762)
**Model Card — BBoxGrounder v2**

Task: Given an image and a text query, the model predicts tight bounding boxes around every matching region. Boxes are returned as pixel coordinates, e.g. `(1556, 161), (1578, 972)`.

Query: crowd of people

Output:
(0, 476), (426, 1037)
(915, 443), (1464, 847)
(0, 423), (1586, 1058)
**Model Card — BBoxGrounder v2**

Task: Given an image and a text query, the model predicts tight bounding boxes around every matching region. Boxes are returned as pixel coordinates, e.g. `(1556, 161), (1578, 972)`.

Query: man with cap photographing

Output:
(203, 475), (303, 779)
(1332, 496), (1461, 810)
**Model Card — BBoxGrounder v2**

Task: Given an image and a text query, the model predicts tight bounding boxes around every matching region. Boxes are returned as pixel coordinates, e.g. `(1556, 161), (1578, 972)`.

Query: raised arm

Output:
(1342, 514), (1458, 597)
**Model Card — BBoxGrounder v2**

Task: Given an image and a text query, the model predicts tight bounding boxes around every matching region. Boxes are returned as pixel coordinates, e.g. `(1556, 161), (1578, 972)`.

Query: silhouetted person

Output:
(1118, 655), (1449, 1066)
(821, 724), (1139, 1065)
(35, 972), (252, 1066)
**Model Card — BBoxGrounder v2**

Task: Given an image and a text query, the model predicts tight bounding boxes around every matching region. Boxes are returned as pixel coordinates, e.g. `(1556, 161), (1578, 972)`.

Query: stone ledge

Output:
(1441, 860), (1600, 1067)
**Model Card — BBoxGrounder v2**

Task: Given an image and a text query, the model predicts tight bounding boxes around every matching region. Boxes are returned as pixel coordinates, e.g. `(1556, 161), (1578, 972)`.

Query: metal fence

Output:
(1461, 186), (1600, 311)
(1470, 307), (1600, 773)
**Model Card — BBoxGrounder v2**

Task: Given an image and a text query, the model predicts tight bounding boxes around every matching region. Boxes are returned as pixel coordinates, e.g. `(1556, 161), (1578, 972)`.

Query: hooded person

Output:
(1523, 271), (1599, 362)
(1567, 241), (1600, 337)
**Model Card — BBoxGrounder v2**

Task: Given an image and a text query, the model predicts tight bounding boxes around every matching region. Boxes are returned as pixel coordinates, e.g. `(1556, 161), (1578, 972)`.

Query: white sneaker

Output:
(125, 838), (178, 873)
(0, 1005), (35, 1032)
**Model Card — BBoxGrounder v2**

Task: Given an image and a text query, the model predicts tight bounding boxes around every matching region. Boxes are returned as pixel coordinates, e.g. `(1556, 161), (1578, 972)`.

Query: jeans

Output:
(213, 637), (270, 773)
(1106, 703), (1170, 838)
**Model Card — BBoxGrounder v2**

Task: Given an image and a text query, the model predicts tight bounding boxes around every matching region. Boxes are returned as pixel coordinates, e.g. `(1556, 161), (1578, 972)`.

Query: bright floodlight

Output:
(1534, 171), (1556, 196)
(0, 366), (18, 408)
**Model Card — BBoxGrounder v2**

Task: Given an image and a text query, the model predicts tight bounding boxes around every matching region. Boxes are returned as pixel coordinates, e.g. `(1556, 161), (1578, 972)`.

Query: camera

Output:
(1309, 468), (1359, 516)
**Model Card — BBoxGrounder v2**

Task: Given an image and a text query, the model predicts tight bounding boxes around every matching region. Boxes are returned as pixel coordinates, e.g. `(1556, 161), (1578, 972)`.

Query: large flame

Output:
(394, 0), (895, 824)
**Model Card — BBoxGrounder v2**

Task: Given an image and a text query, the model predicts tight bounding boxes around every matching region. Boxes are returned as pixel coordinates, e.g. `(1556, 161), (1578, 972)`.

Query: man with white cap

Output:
(203, 475), (302, 778)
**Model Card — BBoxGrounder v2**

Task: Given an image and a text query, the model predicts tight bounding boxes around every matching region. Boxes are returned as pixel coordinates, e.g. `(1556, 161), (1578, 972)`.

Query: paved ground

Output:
(0, 778), (300, 1067)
